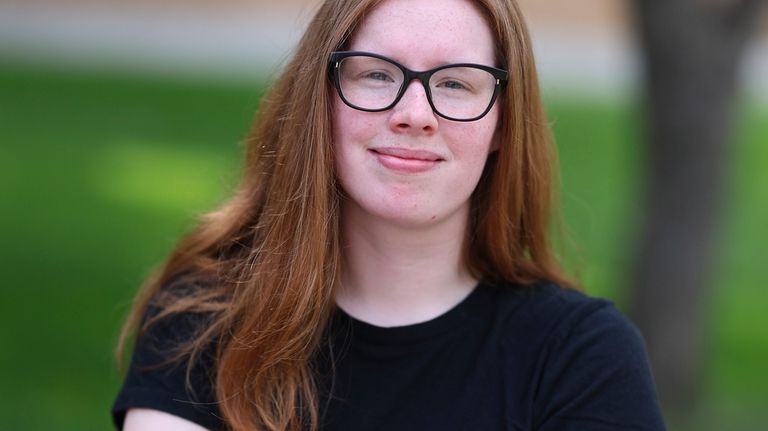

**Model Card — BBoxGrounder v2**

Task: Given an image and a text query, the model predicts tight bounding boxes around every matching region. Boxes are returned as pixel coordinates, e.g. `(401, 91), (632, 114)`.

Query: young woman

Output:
(113, 0), (666, 430)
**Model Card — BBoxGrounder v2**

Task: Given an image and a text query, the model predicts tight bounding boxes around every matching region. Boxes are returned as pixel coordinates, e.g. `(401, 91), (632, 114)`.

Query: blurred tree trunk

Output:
(628, 0), (765, 420)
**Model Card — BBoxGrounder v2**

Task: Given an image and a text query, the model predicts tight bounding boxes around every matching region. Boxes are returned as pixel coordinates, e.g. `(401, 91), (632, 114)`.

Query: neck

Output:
(336, 202), (478, 327)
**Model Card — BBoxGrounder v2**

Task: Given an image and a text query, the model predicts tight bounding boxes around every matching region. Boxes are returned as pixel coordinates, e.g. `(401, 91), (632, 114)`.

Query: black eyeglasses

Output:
(329, 51), (508, 122)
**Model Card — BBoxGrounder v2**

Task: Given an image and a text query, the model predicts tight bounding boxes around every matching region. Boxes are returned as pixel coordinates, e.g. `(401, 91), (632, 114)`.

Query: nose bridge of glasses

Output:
(397, 69), (433, 104)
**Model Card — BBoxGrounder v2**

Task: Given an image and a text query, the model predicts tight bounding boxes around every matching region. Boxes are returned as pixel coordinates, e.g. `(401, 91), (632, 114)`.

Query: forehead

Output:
(348, 0), (496, 67)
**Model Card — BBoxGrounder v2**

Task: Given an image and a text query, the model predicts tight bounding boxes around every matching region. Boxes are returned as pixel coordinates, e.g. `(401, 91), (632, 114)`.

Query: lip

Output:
(369, 147), (444, 174)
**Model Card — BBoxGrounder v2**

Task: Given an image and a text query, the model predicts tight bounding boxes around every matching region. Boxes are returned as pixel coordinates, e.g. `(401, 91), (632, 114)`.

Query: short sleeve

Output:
(112, 309), (224, 430)
(533, 303), (666, 431)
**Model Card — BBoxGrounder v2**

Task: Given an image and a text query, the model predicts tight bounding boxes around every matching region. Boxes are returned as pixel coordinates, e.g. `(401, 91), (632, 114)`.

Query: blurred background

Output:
(1, 0), (766, 429)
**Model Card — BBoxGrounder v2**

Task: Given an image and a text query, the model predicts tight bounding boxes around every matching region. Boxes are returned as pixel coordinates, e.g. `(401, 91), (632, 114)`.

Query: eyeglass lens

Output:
(337, 55), (498, 120)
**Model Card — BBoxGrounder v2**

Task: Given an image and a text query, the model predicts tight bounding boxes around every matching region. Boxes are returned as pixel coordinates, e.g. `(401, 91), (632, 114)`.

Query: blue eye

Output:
(439, 80), (468, 90)
(363, 71), (395, 82)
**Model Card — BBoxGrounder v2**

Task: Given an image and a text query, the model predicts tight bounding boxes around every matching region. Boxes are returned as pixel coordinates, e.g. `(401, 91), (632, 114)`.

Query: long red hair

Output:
(117, 0), (573, 430)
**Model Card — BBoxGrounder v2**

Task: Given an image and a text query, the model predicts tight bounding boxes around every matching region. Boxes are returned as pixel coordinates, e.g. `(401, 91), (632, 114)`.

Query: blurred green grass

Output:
(0, 63), (765, 430)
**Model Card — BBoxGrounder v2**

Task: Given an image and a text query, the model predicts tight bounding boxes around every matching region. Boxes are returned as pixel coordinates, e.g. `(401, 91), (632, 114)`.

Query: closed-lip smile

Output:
(369, 147), (444, 173)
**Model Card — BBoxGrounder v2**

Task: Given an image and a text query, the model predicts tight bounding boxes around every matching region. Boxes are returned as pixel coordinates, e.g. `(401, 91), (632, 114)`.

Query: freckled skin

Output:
(333, 0), (500, 230)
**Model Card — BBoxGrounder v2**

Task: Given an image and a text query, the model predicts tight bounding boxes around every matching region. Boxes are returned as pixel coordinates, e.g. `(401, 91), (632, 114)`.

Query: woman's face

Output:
(333, 0), (500, 229)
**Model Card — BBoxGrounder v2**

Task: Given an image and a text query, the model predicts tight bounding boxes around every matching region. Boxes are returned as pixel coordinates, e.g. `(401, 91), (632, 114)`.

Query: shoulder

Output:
(482, 281), (665, 430)
(486, 280), (648, 374)
(481, 280), (633, 345)
(137, 274), (221, 350)
(133, 274), (221, 376)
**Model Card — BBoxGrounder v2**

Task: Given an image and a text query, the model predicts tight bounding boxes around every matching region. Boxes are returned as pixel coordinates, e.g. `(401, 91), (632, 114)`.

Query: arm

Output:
(123, 408), (209, 431)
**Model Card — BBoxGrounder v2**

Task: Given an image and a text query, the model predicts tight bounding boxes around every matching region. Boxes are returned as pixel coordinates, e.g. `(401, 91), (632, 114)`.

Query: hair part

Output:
(117, 1), (573, 430)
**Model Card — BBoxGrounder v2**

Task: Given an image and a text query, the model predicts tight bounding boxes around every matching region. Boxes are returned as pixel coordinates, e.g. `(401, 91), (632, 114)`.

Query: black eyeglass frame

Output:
(329, 51), (508, 122)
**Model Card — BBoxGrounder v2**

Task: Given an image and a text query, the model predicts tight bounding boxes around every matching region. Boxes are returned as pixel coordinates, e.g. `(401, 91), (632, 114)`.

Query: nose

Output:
(388, 80), (439, 135)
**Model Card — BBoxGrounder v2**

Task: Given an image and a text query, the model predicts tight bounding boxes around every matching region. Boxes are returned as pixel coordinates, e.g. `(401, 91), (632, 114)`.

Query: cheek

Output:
(332, 96), (379, 149)
(332, 97), (350, 149)
(450, 118), (499, 162)
(332, 98), (378, 191)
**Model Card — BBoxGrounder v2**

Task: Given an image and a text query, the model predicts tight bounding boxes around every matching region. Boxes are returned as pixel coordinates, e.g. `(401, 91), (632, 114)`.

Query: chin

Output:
(353, 197), (468, 230)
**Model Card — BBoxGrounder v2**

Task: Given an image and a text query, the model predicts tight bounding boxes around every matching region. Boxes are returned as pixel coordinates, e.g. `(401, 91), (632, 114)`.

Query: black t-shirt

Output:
(113, 282), (666, 430)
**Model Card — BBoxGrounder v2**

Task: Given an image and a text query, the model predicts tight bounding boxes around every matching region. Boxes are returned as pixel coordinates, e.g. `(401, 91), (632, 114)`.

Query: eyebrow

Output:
(336, 50), (499, 71)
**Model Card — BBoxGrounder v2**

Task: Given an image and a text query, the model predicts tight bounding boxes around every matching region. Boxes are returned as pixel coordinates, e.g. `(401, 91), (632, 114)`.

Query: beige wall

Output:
(17, 0), (766, 35)
(21, 0), (630, 32)
(3, 0), (765, 97)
